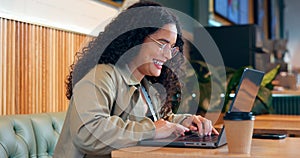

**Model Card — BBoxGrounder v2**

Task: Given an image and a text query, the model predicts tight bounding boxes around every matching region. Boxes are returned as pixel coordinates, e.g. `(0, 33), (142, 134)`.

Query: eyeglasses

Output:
(148, 36), (179, 58)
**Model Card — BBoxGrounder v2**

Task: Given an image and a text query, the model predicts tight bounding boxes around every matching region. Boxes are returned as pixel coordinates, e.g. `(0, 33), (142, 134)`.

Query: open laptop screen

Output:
(229, 68), (264, 112)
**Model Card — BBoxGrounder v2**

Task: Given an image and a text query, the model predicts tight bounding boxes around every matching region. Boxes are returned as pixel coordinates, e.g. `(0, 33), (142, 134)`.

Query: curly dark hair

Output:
(65, 1), (185, 118)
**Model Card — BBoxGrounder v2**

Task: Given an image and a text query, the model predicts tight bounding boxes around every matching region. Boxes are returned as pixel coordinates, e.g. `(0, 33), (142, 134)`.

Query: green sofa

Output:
(0, 112), (66, 158)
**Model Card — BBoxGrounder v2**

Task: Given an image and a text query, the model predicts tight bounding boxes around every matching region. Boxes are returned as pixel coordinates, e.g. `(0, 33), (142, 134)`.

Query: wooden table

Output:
(214, 114), (300, 136)
(112, 137), (300, 158)
(254, 114), (300, 136)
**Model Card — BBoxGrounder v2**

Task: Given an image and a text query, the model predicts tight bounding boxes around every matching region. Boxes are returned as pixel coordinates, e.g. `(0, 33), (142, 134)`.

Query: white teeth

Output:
(153, 59), (163, 66)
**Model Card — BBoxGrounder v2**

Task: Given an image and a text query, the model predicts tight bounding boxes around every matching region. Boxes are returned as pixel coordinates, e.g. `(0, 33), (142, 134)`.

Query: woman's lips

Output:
(153, 59), (163, 69)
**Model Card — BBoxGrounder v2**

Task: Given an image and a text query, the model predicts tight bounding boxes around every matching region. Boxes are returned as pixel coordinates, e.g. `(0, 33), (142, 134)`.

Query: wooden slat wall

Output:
(0, 17), (92, 115)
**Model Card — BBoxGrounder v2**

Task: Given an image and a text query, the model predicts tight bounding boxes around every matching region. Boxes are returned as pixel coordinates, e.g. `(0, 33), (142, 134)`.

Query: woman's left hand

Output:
(182, 115), (219, 136)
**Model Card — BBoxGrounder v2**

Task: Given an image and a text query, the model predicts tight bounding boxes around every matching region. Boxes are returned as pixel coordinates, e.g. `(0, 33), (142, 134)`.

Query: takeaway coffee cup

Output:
(223, 112), (255, 154)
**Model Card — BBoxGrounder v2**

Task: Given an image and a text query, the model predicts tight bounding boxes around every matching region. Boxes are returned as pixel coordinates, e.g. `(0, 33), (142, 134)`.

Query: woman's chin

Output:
(150, 70), (161, 77)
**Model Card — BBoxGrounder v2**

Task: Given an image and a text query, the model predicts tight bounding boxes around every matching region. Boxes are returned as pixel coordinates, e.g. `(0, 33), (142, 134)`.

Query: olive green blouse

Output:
(54, 64), (190, 158)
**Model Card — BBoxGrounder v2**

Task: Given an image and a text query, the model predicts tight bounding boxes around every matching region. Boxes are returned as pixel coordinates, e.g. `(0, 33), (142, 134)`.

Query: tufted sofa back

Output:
(0, 112), (66, 158)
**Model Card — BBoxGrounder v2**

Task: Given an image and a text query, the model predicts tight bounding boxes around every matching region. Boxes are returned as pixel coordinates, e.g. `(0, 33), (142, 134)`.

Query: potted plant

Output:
(177, 60), (281, 116)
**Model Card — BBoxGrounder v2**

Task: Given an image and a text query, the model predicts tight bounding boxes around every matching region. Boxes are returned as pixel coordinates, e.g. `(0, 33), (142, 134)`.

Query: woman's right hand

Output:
(153, 119), (189, 139)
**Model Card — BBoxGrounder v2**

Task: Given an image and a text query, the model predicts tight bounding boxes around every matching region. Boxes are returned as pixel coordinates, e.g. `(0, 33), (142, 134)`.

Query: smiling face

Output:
(128, 23), (178, 81)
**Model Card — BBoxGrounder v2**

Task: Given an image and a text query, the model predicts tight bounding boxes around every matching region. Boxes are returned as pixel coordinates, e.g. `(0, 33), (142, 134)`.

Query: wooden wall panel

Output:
(0, 17), (91, 115)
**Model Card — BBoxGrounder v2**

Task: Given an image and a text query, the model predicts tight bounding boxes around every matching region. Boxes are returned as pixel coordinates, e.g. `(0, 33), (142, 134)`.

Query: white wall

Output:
(0, 0), (120, 36)
(285, 0), (300, 68)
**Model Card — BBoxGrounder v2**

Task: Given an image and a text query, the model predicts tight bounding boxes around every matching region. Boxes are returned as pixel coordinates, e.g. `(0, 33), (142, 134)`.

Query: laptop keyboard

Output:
(177, 133), (219, 142)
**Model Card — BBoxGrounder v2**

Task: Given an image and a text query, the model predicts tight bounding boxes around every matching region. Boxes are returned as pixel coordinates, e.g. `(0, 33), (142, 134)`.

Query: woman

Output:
(54, 1), (218, 157)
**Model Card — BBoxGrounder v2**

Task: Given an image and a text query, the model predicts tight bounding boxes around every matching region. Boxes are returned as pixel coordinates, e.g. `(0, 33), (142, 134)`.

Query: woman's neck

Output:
(128, 62), (144, 82)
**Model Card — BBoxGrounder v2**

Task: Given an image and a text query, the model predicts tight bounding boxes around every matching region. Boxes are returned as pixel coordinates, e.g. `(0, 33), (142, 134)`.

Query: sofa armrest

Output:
(0, 112), (66, 158)
(30, 112), (66, 157)
(0, 115), (37, 157)
(0, 144), (8, 158)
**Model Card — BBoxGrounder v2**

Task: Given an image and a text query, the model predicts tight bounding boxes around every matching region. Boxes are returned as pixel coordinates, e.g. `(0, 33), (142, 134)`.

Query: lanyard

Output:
(141, 85), (158, 121)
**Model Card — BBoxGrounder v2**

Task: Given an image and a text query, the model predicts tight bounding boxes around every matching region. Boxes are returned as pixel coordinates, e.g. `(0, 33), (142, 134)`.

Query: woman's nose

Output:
(163, 47), (172, 60)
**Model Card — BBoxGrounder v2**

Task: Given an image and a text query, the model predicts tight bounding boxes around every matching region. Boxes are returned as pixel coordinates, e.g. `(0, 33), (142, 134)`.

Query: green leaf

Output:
(261, 65), (281, 87)
(252, 86), (274, 114)
(257, 86), (273, 106)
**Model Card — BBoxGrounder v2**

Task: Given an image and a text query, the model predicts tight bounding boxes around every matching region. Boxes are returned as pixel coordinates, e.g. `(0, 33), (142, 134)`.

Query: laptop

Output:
(138, 68), (265, 148)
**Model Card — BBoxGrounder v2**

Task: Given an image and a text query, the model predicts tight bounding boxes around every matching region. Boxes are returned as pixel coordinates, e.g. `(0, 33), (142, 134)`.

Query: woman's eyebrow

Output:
(157, 38), (176, 47)
(157, 38), (170, 44)
(157, 38), (176, 46)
